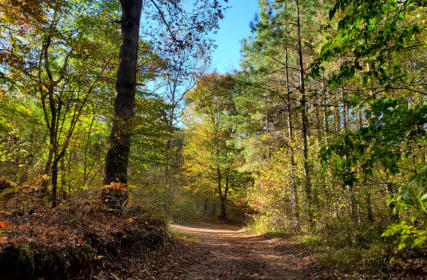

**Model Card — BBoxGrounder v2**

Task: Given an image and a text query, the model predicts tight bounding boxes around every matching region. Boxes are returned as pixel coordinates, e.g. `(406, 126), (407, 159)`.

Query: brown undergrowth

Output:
(0, 182), (168, 280)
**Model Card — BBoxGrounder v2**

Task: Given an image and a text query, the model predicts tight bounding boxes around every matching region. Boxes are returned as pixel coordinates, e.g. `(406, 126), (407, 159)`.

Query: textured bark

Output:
(40, 149), (53, 195)
(104, 0), (142, 185)
(50, 158), (59, 207)
(60, 157), (67, 200)
(219, 173), (229, 220)
(285, 45), (300, 231)
(217, 167), (227, 219)
(359, 111), (374, 223)
(296, 0), (313, 229)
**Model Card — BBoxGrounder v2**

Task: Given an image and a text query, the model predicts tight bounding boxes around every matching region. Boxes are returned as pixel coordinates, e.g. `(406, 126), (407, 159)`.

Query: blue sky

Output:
(209, 0), (260, 74)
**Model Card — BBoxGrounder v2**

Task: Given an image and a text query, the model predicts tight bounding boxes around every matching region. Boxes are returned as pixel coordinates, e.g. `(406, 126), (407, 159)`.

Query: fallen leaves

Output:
(0, 193), (165, 251)
(0, 221), (9, 228)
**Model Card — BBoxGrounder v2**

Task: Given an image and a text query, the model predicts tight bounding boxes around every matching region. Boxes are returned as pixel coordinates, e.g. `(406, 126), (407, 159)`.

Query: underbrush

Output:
(301, 235), (390, 276)
(169, 229), (199, 242)
(246, 217), (427, 279)
(0, 183), (168, 279)
(131, 185), (248, 225)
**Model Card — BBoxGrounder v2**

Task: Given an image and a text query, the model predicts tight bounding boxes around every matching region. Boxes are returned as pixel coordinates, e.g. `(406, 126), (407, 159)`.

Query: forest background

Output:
(0, 0), (426, 275)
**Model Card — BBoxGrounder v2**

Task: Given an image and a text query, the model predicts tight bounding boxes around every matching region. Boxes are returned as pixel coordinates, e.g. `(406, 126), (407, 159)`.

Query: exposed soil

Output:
(81, 222), (331, 280)
(167, 223), (329, 280)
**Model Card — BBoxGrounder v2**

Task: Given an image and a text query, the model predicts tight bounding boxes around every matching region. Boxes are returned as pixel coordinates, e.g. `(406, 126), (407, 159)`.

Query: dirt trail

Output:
(83, 222), (329, 280)
(169, 223), (328, 280)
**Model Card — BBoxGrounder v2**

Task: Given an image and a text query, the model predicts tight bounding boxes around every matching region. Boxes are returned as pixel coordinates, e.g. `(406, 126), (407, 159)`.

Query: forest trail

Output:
(168, 223), (328, 280)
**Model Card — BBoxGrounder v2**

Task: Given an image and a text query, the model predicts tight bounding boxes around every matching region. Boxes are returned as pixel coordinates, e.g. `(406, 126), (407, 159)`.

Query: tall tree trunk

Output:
(322, 78), (329, 143)
(83, 113), (96, 185)
(104, 0), (142, 185)
(285, 46), (300, 231)
(295, 0), (313, 229)
(358, 111), (373, 223)
(220, 172), (230, 220)
(219, 196), (227, 219)
(60, 156), (66, 200)
(335, 109), (341, 133)
(203, 198), (208, 215)
(41, 148), (53, 195)
(343, 97), (357, 220)
(51, 156), (59, 207)
(217, 166), (227, 219)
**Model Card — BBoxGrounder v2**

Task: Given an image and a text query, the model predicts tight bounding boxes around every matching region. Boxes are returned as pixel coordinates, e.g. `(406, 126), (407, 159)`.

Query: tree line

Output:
(0, 0), (425, 258)
(182, 0), (426, 254)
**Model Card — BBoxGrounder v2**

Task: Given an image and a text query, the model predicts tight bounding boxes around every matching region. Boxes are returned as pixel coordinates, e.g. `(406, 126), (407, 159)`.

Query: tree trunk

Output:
(220, 173), (230, 220)
(104, 0), (142, 185)
(343, 98), (357, 220)
(284, 45), (300, 231)
(216, 166), (227, 219)
(203, 198), (208, 215)
(366, 188), (374, 223)
(359, 110), (374, 223)
(295, 0), (313, 229)
(51, 157), (59, 207)
(83, 113), (96, 185)
(41, 148), (53, 195)
(60, 156), (67, 200)
(322, 79), (329, 144)
(219, 197), (227, 220)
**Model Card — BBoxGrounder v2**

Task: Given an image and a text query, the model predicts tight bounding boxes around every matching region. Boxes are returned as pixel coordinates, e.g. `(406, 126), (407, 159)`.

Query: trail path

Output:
(167, 223), (328, 280)
(85, 222), (329, 280)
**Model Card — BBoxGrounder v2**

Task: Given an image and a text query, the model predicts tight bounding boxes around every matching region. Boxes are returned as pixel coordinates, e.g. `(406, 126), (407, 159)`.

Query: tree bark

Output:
(60, 156), (67, 200)
(104, 0), (142, 185)
(83, 113), (96, 185)
(41, 148), (53, 195)
(217, 166), (227, 219)
(284, 45), (300, 231)
(295, 0), (313, 229)
(220, 172), (229, 220)
(50, 157), (59, 207)
(359, 110), (374, 223)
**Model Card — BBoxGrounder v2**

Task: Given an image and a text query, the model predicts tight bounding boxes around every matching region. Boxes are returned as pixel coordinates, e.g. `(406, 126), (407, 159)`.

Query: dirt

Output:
(166, 223), (329, 280)
(82, 222), (330, 280)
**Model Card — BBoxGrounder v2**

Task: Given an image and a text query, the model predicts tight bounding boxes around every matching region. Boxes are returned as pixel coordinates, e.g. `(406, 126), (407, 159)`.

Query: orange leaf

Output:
(128, 218), (134, 223)
(0, 221), (9, 228)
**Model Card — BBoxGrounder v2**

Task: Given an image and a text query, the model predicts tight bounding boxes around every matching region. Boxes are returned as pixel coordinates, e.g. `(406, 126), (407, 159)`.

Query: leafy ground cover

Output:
(0, 182), (167, 279)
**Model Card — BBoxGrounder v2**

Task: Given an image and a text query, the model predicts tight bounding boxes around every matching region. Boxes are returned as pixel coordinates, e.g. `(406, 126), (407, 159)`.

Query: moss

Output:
(67, 245), (95, 275)
(34, 248), (67, 280)
(170, 229), (199, 242)
(122, 227), (167, 253)
(0, 243), (34, 280)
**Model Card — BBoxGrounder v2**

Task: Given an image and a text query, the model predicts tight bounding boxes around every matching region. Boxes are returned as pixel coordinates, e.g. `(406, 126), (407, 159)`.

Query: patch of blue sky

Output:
(209, 0), (260, 74)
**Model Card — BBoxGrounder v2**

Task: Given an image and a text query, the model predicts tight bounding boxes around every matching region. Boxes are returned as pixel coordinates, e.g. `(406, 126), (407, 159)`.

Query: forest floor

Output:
(167, 223), (329, 280)
(86, 222), (330, 280)
(75, 221), (427, 279)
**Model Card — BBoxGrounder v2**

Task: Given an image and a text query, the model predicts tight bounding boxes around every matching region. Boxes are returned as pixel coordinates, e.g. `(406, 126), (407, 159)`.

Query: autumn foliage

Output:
(0, 183), (167, 279)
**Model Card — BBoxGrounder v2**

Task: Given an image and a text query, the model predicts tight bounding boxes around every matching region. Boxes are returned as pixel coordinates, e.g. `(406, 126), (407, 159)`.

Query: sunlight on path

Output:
(170, 223), (326, 280)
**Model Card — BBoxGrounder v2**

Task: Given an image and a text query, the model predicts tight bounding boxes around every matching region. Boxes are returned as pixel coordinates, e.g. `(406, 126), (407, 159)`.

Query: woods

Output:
(0, 0), (426, 279)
